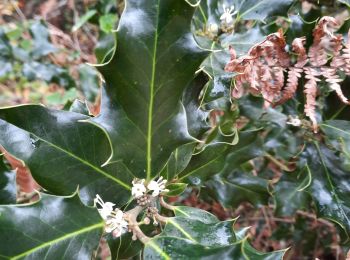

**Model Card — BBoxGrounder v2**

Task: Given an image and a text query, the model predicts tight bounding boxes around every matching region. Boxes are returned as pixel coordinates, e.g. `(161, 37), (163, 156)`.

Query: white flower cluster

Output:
(131, 176), (169, 198)
(94, 194), (128, 237)
(94, 177), (169, 237)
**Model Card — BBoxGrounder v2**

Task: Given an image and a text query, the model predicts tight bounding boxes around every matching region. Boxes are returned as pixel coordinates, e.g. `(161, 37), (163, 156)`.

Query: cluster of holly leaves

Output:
(0, 0), (350, 259)
(0, 0), (116, 107)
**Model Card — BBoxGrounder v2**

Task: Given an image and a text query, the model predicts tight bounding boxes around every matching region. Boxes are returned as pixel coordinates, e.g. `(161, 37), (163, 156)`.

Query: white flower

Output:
(147, 176), (169, 197)
(220, 5), (237, 24)
(94, 194), (115, 220)
(131, 179), (146, 198)
(287, 117), (302, 126)
(105, 209), (128, 237)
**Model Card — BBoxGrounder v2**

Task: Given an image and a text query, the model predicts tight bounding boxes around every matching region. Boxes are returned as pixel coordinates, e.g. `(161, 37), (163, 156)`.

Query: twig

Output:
(159, 196), (176, 211)
(154, 213), (170, 223)
(124, 205), (150, 244)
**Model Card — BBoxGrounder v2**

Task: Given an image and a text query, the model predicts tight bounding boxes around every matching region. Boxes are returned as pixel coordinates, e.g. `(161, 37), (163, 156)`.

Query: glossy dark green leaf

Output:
(0, 154), (16, 204)
(161, 217), (236, 246)
(95, 33), (115, 63)
(92, 0), (208, 181)
(179, 130), (263, 183)
(0, 192), (103, 259)
(107, 232), (143, 260)
(0, 105), (131, 205)
(174, 206), (219, 223)
(166, 143), (195, 180)
(182, 73), (211, 138)
(301, 143), (350, 241)
(208, 171), (270, 208)
(144, 206), (286, 259)
(273, 168), (311, 216)
(199, 46), (235, 109)
(107, 218), (156, 260)
(230, 0), (295, 22)
(165, 183), (188, 197)
(220, 27), (265, 55)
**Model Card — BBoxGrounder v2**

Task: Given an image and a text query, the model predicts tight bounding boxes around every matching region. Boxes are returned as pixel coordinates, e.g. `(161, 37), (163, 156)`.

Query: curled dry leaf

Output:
(1, 149), (39, 193)
(225, 16), (350, 132)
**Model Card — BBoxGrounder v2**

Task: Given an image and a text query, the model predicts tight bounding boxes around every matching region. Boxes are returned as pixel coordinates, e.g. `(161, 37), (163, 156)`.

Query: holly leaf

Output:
(144, 206), (287, 259)
(220, 27), (266, 55)
(165, 183), (188, 197)
(178, 130), (264, 183)
(273, 168), (311, 216)
(0, 192), (103, 259)
(208, 171), (270, 208)
(0, 106), (132, 205)
(107, 231), (144, 260)
(91, 0), (208, 181)
(0, 154), (16, 204)
(301, 143), (350, 242)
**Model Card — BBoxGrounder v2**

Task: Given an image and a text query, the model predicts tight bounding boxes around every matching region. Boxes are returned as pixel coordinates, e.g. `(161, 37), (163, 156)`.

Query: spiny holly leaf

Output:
(0, 192), (103, 259)
(91, 0), (209, 181)
(301, 143), (350, 242)
(208, 171), (270, 208)
(273, 168), (311, 216)
(144, 206), (287, 259)
(0, 154), (16, 204)
(182, 73), (211, 139)
(178, 130), (264, 183)
(0, 106), (132, 205)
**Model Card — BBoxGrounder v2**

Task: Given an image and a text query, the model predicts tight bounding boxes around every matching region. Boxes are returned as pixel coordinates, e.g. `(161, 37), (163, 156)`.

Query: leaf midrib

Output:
(32, 133), (131, 190)
(147, 0), (160, 181)
(10, 222), (104, 260)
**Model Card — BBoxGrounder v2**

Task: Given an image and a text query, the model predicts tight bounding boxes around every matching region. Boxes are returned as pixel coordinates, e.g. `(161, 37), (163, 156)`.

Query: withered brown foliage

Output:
(225, 17), (350, 132)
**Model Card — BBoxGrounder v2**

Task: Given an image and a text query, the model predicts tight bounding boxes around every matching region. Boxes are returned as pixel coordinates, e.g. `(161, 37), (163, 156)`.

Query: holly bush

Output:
(0, 0), (350, 259)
